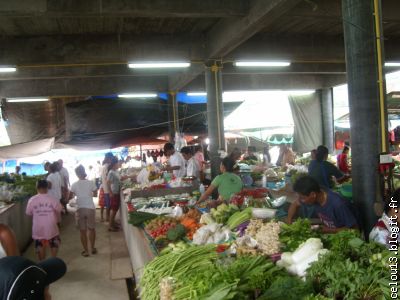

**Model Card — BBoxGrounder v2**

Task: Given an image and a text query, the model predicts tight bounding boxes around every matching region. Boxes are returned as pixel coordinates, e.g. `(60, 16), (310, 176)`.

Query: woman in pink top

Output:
(26, 180), (63, 261)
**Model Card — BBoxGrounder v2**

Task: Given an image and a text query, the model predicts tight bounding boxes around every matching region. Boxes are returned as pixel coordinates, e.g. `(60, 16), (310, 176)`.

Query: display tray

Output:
(130, 185), (198, 198)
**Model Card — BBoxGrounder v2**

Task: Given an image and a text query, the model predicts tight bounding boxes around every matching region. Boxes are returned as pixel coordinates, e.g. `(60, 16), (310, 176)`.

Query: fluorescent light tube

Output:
(128, 62), (190, 69)
(0, 67), (17, 73)
(385, 62), (400, 67)
(287, 90), (315, 96)
(187, 92), (207, 96)
(7, 97), (49, 102)
(118, 93), (157, 98)
(234, 61), (290, 67)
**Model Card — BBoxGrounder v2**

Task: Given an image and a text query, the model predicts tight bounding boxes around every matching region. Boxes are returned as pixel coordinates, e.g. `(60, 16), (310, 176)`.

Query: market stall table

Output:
(120, 198), (155, 283)
(0, 199), (32, 252)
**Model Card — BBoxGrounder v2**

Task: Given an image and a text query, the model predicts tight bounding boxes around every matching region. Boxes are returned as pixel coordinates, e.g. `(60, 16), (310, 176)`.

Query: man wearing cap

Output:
(0, 256), (66, 300)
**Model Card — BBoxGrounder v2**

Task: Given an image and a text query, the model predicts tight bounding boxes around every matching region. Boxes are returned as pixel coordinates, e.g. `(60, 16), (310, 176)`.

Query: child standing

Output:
(70, 165), (98, 257)
(26, 180), (63, 261)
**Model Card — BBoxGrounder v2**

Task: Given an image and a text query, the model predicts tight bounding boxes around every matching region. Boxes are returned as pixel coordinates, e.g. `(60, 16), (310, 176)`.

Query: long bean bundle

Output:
(140, 244), (217, 300)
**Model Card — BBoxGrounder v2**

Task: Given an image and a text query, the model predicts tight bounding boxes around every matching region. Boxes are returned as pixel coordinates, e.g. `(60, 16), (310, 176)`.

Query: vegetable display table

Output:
(129, 185), (198, 198)
(0, 199), (32, 252)
(120, 198), (155, 283)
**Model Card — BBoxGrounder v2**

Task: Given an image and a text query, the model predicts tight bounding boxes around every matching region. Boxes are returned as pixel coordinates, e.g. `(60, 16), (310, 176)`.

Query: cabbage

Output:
(291, 238), (323, 264)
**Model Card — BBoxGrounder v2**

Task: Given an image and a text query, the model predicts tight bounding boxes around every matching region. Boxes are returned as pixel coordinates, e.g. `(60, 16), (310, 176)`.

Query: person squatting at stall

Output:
(292, 176), (358, 233)
(70, 165), (98, 257)
(197, 157), (243, 204)
(369, 189), (400, 249)
(26, 180), (63, 261)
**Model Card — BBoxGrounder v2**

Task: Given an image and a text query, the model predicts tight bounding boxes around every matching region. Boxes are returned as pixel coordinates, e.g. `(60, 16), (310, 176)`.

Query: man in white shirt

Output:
(163, 143), (186, 178)
(70, 165), (98, 256)
(57, 160), (70, 214)
(180, 147), (200, 179)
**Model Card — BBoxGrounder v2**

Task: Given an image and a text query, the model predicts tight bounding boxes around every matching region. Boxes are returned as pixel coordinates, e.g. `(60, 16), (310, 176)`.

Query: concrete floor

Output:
(23, 210), (130, 300)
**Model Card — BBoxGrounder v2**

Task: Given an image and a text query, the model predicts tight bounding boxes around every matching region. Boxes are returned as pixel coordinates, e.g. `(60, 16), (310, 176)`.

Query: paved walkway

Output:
(23, 210), (130, 300)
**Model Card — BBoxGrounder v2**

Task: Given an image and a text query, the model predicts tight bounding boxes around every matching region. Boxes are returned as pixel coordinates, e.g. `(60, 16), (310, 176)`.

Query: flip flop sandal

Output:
(108, 227), (119, 232)
(81, 251), (89, 257)
(92, 248), (98, 255)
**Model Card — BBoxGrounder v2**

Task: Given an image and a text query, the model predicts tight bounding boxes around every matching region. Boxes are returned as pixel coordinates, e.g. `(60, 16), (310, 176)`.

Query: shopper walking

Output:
(58, 159), (70, 214)
(26, 180), (62, 261)
(107, 157), (122, 231)
(99, 153), (114, 222)
(70, 165), (98, 257)
(47, 163), (63, 219)
(337, 146), (351, 174)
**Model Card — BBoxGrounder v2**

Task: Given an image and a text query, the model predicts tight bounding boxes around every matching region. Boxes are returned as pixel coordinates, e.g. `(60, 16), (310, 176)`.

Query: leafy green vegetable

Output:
(280, 219), (321, 251)
(259, 275), (314, 300)
(128, 211), (158, 226)
(167, 224), (186, 241)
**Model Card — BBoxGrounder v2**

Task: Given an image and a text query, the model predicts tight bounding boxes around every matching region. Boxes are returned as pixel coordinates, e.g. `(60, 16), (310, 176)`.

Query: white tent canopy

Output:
(0, 138), (55, 161)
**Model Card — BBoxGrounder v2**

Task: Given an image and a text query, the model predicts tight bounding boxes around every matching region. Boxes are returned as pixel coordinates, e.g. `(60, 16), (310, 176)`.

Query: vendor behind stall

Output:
(197, 157), (243, 203)
(180, 147), (200, 179)
(242, 146), (258, 161)
(163, 143), (186, 178)
(369, 189), (400, 249)
(292, 176), (358, 233)
(309, 145), (349, 189)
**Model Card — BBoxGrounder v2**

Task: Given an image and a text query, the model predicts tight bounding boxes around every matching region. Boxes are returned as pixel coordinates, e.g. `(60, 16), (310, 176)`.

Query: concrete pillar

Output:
(342, 0), (387, 236)
(167, 92), (179, 142)
(205, 63), (225, 179)
(319, 88), (334, 153)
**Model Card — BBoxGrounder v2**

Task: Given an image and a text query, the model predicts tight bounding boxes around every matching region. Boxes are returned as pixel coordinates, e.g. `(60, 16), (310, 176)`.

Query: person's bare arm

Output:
(0, 224), (19, 256)
(287, 200), (301, 224)
(197, 185), (216, 203)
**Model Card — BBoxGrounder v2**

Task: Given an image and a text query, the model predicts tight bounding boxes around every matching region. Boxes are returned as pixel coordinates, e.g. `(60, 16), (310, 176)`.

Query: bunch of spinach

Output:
(306, 232), (393, 300)
(280, 219), (321, 252)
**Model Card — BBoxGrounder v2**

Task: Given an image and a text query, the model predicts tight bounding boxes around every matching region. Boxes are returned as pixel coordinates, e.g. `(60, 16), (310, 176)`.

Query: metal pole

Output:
(320, 88), (335, 153)
(167, 91), (179, 143)
(342, 0), (387, 237)
(205, 63), (225, 179)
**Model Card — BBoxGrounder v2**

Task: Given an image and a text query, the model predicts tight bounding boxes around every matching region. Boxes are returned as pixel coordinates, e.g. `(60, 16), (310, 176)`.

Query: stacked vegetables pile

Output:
(237, 219), (281, 256)
(279, 219), (321, 251)
(140, 245), (218, 300)
(210, 203), (239, 224)
(145, 217), (177, 239)
(178, 209), (202, 240)
(307, 230), (396, 299)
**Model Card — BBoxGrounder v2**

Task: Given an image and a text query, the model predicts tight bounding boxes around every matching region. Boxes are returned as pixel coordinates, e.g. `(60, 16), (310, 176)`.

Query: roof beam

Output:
(0, 0), (248, 18)
(0, 76), (168, 98)
(185, 74), (345, 91)
(168, 0), (302, 90)
(286, 0), (400, 23)
(0, 34), (203, 65)
(206, 0), (302, 58)
(0, 63), (347, 82)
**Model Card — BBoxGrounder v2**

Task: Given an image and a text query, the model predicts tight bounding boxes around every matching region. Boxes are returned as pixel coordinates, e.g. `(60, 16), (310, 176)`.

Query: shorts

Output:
(76, 208), (96, 230)
(34, 236), (61, 252)
(98, 188), (111, 209)
(110, 194), (120, 211)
